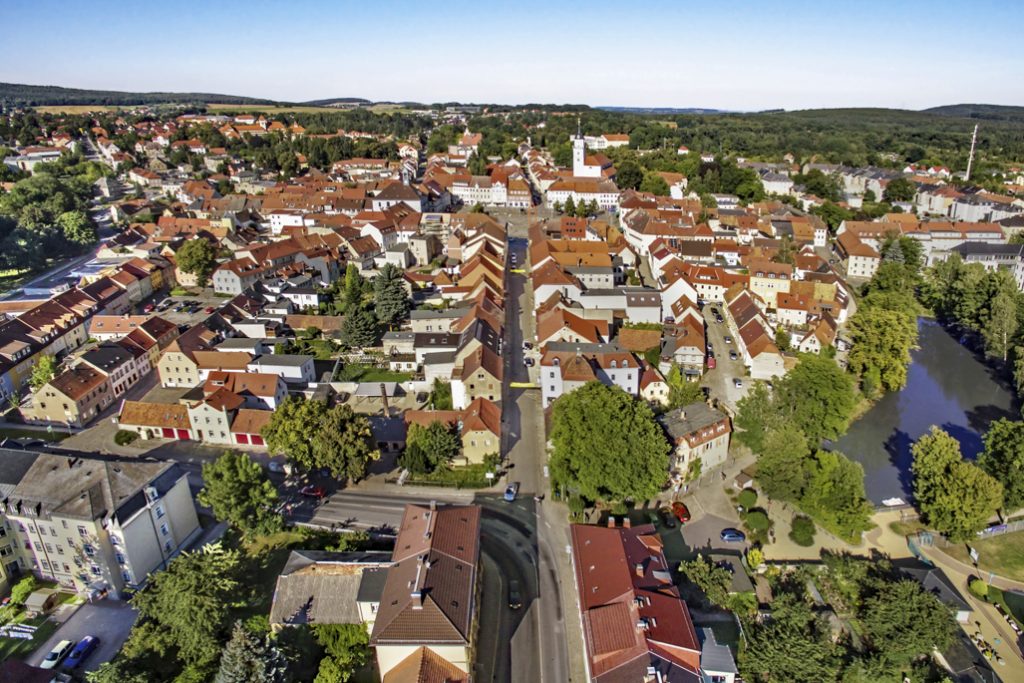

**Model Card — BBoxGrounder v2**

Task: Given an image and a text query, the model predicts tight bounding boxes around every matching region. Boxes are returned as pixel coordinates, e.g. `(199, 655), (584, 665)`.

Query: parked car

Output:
(508, 580), (523, 609)
(40, 640), (73, 669)
(143, 303), (155, 313)
(299, 485), (326, 499)
(267, 460), (286, 473)
(733, 378), (743, 388)
(522, 341), (533, 350)
(720, 528), (746, 543)
(724, 335), (733, 344)
(65, 635), (100, 668)
(204, 306), (215, 313)
(504, 482), (520, 502)
(671, 501), (691, 523)
(657, 506), (678, 528)
(729, 350), (738, 361)
(523, 357), (535, 367)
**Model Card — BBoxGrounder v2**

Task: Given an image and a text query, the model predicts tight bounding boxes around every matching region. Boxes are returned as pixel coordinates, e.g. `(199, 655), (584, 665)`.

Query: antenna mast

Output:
(965, 124), (979, 181)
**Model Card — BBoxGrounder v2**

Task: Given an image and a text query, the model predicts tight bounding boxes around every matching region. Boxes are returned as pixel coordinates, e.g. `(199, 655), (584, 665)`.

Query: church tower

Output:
(572, 117), (586, 177)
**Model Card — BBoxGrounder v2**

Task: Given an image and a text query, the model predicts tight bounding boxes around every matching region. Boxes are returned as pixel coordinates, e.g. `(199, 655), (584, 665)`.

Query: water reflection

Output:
(832, 319), (1017, 504)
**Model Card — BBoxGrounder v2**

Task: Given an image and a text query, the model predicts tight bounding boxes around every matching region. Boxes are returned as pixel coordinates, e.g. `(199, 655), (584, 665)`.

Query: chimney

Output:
(635, 562), (644, 577)
(380, 382), (389, 414)
(622, 517), (631, 529)
(607, 516), (616, 528)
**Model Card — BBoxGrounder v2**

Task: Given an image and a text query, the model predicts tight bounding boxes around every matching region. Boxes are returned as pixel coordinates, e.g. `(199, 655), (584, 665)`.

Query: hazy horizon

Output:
(3, 0), (1022, 110)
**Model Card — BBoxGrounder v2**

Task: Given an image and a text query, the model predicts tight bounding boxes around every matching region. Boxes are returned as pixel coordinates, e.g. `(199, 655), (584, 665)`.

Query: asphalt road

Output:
(701, 304), (749, 412)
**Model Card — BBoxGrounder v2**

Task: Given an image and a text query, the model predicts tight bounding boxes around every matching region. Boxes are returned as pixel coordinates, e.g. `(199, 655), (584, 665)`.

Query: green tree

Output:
(340, 308), (379, 348)
(982, 287), (1019, 361)
(740, 594), (842, 682)
(678, 555), (731, 608)
(29, 354), (56, 389)
(563, 196), (576, 216)
(9, 575), (37, 605)
(980, 418), (1024, 510)
(775, 354), (856, 444)
(215, 621), (286, 683)
(639, 172), (670, 196)
(734, 381), (781, 452)
(911, 426), (1003, 540)
(861, 580), (956, 667)
(757, 425), (810, 501)
(810, 201), (853, 230)
(130, 542), (241, 667)
(373, 264), (411, 328)
(549, 382), (670, 502)
(57, 210), (97, 245)
(665, 364), (704, 408)
(176, 238), (218, 287)
(616, 159), (643, 190)
(199, 451), (282, 535)
(264, 399), (380, 481)
(846, 306), (918, 394)
(800, 449), (873, 542)
(313, 624), (370, 680)
(774, 326), (791, 352)
(400, 421), (461, 474)
(882, 176), (917, 202)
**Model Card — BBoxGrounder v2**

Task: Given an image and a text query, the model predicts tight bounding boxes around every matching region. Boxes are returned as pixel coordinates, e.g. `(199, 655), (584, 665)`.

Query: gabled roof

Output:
(370, 504), (481, 646)
(382, 646), (469, 683)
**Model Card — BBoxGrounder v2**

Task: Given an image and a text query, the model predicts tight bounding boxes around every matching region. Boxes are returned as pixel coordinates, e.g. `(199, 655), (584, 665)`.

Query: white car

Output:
(40, 639), (74, 669)
(733, 378), (743, 388)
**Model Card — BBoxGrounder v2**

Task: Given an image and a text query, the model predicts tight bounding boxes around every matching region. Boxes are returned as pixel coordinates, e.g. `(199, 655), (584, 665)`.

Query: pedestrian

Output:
(721, 471), (726, 481)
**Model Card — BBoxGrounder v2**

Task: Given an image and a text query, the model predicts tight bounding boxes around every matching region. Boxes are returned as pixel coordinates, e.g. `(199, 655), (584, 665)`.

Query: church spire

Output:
(577, 116), (581, 138)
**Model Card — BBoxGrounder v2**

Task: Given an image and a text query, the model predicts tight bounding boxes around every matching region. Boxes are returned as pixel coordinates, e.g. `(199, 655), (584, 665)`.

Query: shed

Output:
(23, 587), (60, 615)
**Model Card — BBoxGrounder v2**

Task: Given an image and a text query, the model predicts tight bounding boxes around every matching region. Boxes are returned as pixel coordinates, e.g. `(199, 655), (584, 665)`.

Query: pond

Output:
(832, 318), (1018, 505)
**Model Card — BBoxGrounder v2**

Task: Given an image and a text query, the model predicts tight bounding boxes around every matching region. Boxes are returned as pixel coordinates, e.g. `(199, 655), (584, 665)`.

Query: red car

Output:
(205, 306), (215, 313)
(299, 485), (326, 499)
(671, 501), (691, 523)
(143, 303), (155, 312)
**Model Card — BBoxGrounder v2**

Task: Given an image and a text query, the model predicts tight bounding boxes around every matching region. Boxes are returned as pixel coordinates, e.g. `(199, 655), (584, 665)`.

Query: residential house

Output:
(658, 403), (732, 480)
(4, 453), (199, 598)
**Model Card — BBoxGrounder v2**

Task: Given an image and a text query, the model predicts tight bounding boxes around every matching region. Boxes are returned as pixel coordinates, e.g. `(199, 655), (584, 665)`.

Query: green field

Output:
(946, 531), (1024, 582)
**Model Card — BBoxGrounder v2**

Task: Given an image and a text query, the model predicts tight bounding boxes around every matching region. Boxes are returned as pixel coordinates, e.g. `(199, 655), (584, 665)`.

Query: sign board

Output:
(485, 472), (495, 480)
(969, 546), (980, 564)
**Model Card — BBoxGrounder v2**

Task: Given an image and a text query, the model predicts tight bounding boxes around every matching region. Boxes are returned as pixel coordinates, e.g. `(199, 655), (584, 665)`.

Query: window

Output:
(83, 544), (95, 557)
(122, 571), (131, 583)
(115, 553), (125, 565)
(44, 544), (52, 553)
(56, 545), (63, 555)
(27, 524), (35, 533)
(160, 523), (169, 537)
(77, 525), (88, 537)
(90, 565), (101, 576)
(164, 541), (172, 553)
(33, 542), (41, 551)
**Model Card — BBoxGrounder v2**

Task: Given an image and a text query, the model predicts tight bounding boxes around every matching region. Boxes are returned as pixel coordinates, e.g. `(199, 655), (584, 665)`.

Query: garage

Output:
(175, 429), (190, 440)
(235, 433), (249, 445)
(162, 427), (175, 439)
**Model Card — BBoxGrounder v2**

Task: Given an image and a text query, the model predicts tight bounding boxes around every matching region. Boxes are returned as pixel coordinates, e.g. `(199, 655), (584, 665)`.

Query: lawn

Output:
(945, 530), (1024, 582)
(405, 464), (493, 489)
(0, 614), (58, 662)
(0, 427), (70, 443)
(207, 103), (348, 114)
(335, 363), (412, 383)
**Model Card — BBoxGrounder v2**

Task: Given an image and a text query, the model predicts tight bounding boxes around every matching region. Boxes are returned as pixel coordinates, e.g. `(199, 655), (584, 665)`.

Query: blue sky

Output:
(2, 0), (1022, 110)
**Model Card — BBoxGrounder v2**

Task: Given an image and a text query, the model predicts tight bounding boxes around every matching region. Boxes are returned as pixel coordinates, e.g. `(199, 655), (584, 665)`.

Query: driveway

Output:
(25, 600), (137, 674)
(679, 513), (749, 559)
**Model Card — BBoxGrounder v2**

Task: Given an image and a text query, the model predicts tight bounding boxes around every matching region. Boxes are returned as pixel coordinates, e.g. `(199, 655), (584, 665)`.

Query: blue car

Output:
(504, 482), (519, 502)
(64, 635), (99, 668)
(720, 528), (746, 543)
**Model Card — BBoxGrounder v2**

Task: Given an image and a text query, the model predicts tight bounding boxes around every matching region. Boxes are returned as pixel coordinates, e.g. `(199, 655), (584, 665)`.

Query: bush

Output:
(738, 489), (758, 509)
(9, 576), (37, 606)
(790, 515), (816, 546)
(745, 510), (770, 531)
(970, 578), (990, 599)
(114, 430), (139, 446)
(568, 495), (586, 521)
(746, 547), (764, 568)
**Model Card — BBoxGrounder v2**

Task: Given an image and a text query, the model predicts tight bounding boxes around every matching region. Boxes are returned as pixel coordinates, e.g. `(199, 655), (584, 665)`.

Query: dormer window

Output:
(610, 360), (617, 369)
(552, 358), (560, 366)
(622, 360), (629, 368)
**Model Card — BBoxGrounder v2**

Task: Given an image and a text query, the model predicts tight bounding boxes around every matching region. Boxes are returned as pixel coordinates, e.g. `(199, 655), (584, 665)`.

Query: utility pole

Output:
(966, 123), (979, 181)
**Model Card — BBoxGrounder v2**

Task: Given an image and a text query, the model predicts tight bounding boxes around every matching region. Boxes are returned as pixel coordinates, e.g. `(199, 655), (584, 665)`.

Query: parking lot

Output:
(25, 600), (137, 675)
(134, 289), (229, 327)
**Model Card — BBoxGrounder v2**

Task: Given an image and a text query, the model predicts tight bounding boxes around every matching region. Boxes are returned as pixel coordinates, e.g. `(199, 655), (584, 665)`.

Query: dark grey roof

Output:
(697, 627), (738, 675)
(545, 341), (621, 354)
(369, 416), (407, 443)
(658, 403), (728, 441)
(80, 343), (134, 371)
(357, 566), (389, 603)
(413, 332), (460, 348)
(113, 465), (187, 525)
(410, 308), (463, 320)
(951, 243), (1024, 258)
(896, 560), (970, 611)
(251, 354), (312, 367)
(0, 449), (41, 501)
